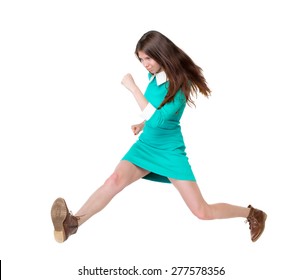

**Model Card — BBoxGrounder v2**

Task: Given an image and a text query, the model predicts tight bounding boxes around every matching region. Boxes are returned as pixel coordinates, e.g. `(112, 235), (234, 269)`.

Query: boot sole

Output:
(252, 212), (267, 242)
(51, 198), (68, 243)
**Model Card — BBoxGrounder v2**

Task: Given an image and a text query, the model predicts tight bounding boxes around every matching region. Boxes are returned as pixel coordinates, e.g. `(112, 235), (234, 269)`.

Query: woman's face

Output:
(138, 51), (161, 74)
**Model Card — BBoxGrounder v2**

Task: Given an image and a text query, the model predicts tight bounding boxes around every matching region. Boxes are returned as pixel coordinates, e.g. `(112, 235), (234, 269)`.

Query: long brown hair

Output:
(135, 30), (211, 108)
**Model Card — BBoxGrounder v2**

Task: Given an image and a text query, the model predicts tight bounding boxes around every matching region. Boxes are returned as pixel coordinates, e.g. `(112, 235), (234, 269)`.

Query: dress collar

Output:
(149, 71), (168, 86)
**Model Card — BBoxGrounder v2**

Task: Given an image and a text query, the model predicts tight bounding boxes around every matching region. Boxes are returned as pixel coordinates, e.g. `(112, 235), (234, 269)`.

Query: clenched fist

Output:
(121, 73), (137, 93)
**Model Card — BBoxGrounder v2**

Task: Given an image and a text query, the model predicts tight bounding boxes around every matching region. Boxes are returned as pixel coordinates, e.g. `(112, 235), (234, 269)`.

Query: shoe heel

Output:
(54, 230), (66, 243)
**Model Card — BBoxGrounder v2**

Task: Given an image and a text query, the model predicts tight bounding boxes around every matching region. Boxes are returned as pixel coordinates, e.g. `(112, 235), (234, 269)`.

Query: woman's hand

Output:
(121, 73), (148, 111)
(121, 73), (137, 93)
(131, 121), (145, 135)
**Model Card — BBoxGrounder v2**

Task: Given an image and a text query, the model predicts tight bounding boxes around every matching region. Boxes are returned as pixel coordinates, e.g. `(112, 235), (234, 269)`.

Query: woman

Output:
(51, 30), (267, 243)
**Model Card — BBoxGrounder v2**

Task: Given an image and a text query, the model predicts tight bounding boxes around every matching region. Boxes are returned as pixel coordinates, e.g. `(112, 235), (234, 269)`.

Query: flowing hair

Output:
(135, 30), (211, 108)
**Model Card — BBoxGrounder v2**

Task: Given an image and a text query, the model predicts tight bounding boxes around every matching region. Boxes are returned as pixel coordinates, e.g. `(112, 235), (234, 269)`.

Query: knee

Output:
(192, 205), (214, 220)
(104, 172), (124, 192)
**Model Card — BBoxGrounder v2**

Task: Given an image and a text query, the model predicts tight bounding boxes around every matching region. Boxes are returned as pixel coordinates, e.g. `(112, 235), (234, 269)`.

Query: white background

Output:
(1, 0), (300, 279)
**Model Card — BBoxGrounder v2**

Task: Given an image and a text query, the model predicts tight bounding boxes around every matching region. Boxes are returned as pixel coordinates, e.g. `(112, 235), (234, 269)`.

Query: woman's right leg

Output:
(51, 160), (149, 242)
(75, 160), (149, 225)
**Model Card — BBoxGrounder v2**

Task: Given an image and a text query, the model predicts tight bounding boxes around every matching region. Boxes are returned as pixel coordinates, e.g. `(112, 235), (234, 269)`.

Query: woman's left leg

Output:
(169, 179), (267, 241)
(169, 179), (249, 220)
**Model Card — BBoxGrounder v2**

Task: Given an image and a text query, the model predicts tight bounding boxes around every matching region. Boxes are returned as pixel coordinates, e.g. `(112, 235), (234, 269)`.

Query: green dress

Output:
(122, 73), (196, 183)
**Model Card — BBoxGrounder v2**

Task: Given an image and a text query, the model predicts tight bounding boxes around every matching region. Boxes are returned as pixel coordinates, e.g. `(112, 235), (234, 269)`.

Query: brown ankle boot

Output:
(246, 205), (267, 242)
(51, 197), (79, 243)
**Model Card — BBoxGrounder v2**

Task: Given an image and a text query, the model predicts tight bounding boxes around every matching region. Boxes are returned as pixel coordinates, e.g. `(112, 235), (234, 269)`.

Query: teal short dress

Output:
(122, 72), (196, 183)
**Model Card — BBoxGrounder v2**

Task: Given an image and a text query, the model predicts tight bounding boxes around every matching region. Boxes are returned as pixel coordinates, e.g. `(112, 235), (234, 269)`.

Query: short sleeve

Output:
(140, 103), (157, 120)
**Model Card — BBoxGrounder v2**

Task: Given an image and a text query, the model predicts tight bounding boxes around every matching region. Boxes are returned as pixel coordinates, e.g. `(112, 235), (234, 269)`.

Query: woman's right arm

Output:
(121, 73), (148, 111)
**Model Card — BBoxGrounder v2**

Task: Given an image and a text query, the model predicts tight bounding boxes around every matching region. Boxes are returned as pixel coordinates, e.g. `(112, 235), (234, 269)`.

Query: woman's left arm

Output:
(131, 121), (145, 135)
(121, 73), (148, 110)
(142, 91), (186, 127)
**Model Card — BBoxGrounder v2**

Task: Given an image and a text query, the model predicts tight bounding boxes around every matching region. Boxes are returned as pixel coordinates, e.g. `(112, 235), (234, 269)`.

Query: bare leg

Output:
(75, 160), (149, 226)
(169, 179), (250, 220)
